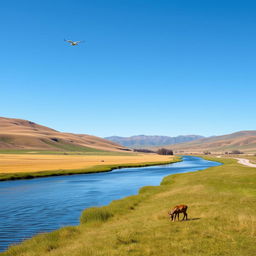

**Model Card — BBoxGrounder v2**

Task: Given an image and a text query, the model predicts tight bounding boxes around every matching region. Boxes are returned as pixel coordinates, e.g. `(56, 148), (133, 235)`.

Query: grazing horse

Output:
(169, 205), (188, 222)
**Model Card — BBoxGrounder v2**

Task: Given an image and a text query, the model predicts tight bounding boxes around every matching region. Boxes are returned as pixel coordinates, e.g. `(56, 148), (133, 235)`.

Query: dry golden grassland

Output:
(0, 154), (173, 173)
(0, 153), (177, 181)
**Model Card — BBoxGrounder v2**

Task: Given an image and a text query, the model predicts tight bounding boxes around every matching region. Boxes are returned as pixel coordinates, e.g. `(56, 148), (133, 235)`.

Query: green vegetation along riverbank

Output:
(2, 157), (256, 256)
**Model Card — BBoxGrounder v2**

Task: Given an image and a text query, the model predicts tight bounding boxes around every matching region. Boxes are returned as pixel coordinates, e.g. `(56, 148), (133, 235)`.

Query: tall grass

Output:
(80, 207), (113, 223)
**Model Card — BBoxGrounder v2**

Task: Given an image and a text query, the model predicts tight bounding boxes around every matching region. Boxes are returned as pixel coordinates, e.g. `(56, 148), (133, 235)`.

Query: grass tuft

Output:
(80, 207), (113, 224)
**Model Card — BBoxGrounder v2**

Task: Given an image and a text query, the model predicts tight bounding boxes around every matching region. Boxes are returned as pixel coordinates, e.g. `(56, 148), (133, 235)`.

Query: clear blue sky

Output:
(1, 0), (255, 137)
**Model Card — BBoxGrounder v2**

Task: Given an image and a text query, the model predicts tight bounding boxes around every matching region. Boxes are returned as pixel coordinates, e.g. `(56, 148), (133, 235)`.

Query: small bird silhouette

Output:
(64, 39), (84, 46)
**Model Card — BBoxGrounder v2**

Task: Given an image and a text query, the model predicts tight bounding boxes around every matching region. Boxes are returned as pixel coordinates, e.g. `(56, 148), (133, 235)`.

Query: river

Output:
(0, 156), (220, 251)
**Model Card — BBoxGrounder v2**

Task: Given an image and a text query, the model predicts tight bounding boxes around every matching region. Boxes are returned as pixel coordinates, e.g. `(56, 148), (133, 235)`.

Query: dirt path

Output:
(235, 158), (256, 168)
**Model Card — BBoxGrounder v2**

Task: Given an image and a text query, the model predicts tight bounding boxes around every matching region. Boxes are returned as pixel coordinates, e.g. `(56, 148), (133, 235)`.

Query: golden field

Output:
(0, 153), (174, 174)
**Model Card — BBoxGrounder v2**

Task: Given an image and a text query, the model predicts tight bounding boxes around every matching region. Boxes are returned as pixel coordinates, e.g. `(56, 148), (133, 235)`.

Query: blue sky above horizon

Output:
(1, 0), (256, 137)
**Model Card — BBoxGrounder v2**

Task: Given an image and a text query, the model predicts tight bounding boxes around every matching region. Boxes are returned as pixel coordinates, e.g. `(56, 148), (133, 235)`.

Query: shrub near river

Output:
(2, 157), (256, 256)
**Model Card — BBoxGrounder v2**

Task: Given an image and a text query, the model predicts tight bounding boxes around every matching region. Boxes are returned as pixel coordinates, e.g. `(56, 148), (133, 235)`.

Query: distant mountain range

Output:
(106, 131), (256, 153)
(1, 117), (255, 154)
(168, 130), (256, 153)
(105, 135), (204, 148)
(0, 117), (128, 152)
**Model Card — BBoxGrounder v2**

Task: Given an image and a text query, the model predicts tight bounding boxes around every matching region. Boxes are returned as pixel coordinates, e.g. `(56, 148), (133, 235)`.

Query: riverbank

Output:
(0, 154), (179, 181)
(2, 156), (256, 256)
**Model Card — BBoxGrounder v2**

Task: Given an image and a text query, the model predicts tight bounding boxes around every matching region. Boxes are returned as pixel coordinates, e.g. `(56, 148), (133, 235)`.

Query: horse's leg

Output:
(177, 213), (180, 221)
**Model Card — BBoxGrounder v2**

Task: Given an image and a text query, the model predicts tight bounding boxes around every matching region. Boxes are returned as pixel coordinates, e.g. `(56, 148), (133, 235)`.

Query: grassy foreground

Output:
(0, 154), (176, 181)
(2, 157), (256, 256)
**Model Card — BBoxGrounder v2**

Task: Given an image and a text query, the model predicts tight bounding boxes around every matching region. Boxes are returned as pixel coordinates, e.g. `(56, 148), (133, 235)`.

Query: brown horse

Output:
(169, 205), (188, 221)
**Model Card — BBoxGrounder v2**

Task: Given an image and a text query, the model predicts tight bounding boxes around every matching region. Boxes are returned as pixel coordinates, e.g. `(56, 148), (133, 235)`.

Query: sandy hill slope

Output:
(167, 131), (256, 153)
(105, 135), (204, 148)
(0, 117), (128, 152)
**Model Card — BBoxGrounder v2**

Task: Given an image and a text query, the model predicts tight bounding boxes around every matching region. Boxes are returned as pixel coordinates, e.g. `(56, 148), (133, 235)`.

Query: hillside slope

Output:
(105, 135), (204, 148)
(168, 130), (256, 153)
(0, 117), (128, 152)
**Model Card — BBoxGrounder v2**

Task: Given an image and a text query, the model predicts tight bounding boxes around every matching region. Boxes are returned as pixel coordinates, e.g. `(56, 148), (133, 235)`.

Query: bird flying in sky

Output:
(64, 39), (84, 46)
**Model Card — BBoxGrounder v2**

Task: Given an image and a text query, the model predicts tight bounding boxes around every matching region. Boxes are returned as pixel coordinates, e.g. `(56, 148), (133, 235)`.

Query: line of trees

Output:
(132, 148), (174, 155)
(156, 148), (173, 155)
(133, 149), (155, 153)
(225, 150), (244, 154)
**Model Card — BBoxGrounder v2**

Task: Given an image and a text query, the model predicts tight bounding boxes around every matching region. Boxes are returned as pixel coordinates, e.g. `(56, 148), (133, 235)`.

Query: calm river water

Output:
(0, 156), (220, 251)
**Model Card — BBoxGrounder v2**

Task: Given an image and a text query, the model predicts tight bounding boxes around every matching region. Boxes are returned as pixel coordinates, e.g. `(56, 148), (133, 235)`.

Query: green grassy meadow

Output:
(1, 157), (256, 256)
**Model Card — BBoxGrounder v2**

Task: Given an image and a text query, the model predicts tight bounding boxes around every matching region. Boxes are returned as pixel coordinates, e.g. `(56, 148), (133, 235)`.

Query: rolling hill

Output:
(105, 135), (204, 148)
(0, 117), (128, 152)
(168, 130), (256, 153)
